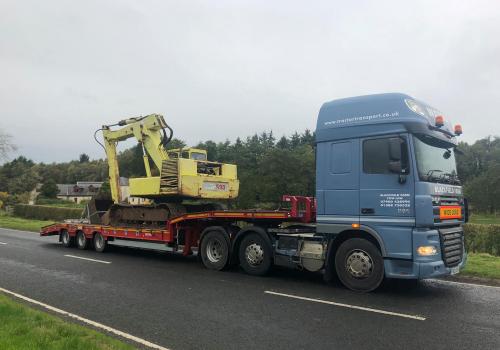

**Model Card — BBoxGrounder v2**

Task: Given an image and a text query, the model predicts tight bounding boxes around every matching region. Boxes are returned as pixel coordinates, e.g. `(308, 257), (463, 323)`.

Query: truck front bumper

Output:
(384, 253), (467, 279)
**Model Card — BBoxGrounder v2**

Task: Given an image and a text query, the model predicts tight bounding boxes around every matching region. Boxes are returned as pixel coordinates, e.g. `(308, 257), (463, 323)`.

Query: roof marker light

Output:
(454, 124), (463, 136)
(435, 115), (444, 127)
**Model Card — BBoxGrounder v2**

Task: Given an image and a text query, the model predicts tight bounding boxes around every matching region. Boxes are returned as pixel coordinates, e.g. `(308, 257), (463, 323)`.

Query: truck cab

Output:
(315, 93), (466, 290)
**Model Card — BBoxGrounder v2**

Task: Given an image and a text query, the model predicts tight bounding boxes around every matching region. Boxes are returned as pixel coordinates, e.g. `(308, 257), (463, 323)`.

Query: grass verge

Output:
(469, 213), (500, 225)
(0, 211), (53, 232)
(0, 293), (134, 350)
(460, 253), (500, 280)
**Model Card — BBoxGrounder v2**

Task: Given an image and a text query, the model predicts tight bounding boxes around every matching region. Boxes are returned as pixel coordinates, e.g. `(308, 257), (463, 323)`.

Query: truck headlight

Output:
(417, 246), (438, 256)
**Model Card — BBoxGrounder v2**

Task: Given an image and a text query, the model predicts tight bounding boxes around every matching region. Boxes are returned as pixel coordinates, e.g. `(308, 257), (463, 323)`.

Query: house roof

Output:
(57, 182), (103, 197)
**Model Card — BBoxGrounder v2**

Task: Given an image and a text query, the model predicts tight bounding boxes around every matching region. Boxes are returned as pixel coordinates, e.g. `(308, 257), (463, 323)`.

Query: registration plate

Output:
(450, 266), (460, 275)
(439, 206), (461, 220)
(203, 182), (229, 192)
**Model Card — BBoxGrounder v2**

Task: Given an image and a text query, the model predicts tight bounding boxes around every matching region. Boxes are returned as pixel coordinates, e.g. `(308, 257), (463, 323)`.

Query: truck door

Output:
(359, 135), (414, 259)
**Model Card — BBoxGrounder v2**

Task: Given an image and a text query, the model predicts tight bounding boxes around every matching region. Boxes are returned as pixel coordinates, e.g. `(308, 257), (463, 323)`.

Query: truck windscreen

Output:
(413, 135), (459, 184)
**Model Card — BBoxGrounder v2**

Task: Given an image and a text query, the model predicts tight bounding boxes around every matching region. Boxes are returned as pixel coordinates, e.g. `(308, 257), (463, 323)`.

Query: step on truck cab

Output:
(41, 93), (467, 292)
(314, 93), (466, 291)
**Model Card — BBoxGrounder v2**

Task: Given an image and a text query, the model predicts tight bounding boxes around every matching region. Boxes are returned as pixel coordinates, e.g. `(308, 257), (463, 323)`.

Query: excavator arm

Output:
(102, 114), (171, 203)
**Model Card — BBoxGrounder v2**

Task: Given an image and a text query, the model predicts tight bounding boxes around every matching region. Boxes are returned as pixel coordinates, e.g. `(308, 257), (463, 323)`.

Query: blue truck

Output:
(313, 92), (466, 291)
(41, 92), (467, 292)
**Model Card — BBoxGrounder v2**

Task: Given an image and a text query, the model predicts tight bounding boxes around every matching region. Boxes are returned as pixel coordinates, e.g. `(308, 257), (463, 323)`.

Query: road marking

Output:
(0, 242), (7, 245)
(64, 255), (111, 264)
(265, 291), (426, 321)
(428, 279), (500, 290)
(0, 287), (170, 350)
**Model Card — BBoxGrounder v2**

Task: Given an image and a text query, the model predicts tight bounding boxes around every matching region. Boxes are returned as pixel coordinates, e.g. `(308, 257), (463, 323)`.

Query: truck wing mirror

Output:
(389, 138), (402, 161)
(389, 160), (407, 184)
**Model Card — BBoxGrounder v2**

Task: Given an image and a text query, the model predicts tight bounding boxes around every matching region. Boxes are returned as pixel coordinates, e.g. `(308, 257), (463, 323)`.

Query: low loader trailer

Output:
(41, 93), (468, 292)
(41, 195), (320, 280)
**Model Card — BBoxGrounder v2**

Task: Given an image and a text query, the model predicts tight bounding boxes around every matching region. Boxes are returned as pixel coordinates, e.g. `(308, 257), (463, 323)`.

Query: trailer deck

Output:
(40, 195), (317, 258)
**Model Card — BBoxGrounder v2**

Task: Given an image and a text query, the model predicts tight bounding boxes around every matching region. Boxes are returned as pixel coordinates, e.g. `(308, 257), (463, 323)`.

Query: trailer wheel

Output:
(76, 231), (89, 250)
(200, 231), (229, 271)
(93, 233), (107, 253)
(238, 233), (272, 276)
(60, 230), (73, 248)
(335, 238), (384, 292)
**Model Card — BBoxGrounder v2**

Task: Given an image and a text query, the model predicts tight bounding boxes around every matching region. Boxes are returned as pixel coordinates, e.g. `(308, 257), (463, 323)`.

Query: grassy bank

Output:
(469, 213), (500, 225)
(0, 211), (53, 232)
(459, 253), (500, 280)
(0, 293), (134, 350)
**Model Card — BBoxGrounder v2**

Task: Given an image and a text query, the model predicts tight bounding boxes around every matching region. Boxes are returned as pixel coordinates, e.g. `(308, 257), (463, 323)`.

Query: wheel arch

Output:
(324, 226), (386, 282)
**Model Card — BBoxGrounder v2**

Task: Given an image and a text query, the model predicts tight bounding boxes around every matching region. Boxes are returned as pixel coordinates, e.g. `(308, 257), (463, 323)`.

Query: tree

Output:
(40, 179), (59, 198)
(96, 181), (112, 200)
(165, 138), (187, 150)
(79, 153), (90, 163)
(0, 156), (40, 194)
(0, 130), (16, 160)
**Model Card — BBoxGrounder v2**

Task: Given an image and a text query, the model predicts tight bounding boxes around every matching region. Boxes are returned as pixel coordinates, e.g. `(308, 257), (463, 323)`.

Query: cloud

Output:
(0, 0), (499, 162)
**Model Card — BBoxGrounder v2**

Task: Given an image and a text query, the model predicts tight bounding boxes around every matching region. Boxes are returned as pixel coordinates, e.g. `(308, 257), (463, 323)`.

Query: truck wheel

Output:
(200, 231), (229, 271)
(60, 230), (73, 248)
(76, 231), (89, 250)
(238, 233), (272, 276)
(93, 233), (107, 253)
(335, 238), (384, 292)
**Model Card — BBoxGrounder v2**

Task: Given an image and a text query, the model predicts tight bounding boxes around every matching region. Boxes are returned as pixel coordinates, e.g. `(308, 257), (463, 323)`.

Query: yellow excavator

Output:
(89, 114), (239, 226)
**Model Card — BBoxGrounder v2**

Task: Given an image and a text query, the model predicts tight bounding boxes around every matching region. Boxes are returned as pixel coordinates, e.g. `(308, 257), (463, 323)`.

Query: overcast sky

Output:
(1, 0), (499, 163)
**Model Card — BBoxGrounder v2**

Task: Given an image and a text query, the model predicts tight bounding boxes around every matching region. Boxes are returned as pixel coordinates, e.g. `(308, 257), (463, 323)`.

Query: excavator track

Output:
(87, 199), (224, 228)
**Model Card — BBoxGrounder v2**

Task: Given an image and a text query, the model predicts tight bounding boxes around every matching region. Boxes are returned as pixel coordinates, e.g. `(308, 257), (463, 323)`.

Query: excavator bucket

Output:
(84, 198), (114, 224)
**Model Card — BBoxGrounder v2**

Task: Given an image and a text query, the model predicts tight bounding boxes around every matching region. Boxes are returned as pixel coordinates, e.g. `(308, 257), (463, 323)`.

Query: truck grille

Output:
(439, 226), (464, 267)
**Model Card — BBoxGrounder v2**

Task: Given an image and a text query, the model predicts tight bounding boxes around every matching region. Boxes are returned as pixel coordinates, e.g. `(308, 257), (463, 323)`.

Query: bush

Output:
(36, 197), (87, 208)
(464, 223), (500, 256)
(13, 204), (83, 221)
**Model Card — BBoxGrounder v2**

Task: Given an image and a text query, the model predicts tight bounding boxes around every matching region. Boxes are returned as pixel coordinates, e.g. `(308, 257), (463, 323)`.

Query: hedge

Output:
(14, 204), (83, 221)
(464, 223), (500, 256)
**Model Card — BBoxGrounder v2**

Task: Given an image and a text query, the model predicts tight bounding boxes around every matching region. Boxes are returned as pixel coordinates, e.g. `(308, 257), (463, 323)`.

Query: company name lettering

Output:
(324, 111), (399, 126)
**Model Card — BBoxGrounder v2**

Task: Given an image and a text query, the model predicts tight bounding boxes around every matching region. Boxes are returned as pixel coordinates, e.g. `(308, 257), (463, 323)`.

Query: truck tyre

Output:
(93, 232), (107, 253)
(238, 233), (272, 276)
(200, 231), (229, 271)
(60, 230), (73, 248)
(335, 238), (384, 292)
(76, 231), (89, 250)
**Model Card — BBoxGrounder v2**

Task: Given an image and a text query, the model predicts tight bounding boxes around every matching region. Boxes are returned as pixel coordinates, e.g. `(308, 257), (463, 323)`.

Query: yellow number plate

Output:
(439, 206), (461, 220)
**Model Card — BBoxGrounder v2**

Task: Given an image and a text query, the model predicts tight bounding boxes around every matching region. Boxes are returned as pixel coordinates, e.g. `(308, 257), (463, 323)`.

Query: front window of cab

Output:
(413, 134), (459, 184)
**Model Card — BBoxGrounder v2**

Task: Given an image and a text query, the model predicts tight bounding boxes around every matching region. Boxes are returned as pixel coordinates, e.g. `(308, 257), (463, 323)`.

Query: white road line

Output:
(64, 254), (111, 264)
(265, 291), (426, 321)
(0, 242), (7, 245)
(0, 287), (170, 350)
(428, 278), (500, 290)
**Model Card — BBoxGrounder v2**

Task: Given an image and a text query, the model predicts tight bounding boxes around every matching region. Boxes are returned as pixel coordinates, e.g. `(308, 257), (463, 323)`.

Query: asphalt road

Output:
(0, 227), (499, 350)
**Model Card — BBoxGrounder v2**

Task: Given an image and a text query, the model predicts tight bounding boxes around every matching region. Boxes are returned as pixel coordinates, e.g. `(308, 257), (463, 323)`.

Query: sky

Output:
(1, 0), (499, 163)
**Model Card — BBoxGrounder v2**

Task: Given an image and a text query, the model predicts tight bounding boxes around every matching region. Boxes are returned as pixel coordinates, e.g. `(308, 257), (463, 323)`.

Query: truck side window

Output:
(363, 137), (408, 174)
